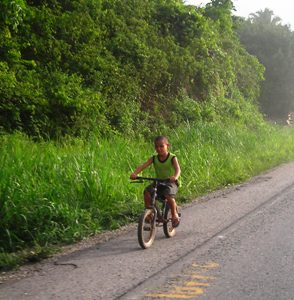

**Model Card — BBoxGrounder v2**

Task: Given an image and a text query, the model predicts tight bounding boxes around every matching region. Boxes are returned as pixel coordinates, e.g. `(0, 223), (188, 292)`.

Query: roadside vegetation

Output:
(2, 121), (294, 270)
(1, 0), (294, 270)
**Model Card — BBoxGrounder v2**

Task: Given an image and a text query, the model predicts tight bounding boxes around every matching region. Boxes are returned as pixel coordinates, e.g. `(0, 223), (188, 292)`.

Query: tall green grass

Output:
(173, 123), (294, 196)
(1, 122), (294, 268)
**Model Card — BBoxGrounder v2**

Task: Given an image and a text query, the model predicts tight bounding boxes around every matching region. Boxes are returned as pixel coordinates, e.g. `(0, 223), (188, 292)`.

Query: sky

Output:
(184, 0), (294, 29)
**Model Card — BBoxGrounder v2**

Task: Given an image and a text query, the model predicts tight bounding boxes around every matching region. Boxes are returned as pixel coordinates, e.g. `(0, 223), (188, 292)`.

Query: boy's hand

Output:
(130, 173), (137, 180)
(169, 176), (177, 183)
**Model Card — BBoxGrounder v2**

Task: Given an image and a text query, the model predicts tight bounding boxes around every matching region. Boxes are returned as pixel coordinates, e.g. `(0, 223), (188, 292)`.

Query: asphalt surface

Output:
(1, 162), (294, 300)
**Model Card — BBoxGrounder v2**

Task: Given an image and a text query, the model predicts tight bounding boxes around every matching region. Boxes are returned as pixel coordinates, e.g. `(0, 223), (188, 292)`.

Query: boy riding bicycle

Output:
(130, 136), (181, 227)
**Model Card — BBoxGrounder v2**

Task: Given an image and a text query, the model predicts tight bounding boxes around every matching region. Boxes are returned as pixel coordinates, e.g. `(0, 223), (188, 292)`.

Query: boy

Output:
(130, 136), (181, 227)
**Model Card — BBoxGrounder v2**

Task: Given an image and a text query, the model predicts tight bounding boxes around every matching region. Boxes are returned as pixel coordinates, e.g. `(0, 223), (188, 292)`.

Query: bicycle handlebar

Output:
(130, 176), (169, 182)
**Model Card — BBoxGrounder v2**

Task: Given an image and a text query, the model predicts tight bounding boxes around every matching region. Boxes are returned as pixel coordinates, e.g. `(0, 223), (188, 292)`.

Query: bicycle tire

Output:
(138, 209), (157, 249)
(163, 204), (176, 238)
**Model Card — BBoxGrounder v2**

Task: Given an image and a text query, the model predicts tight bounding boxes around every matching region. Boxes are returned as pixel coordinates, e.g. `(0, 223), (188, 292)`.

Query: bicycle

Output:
(131, 176), (180, 249)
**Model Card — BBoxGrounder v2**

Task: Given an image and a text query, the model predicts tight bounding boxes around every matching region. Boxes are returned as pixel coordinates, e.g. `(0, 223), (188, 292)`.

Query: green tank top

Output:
(153, 152), (176, 180)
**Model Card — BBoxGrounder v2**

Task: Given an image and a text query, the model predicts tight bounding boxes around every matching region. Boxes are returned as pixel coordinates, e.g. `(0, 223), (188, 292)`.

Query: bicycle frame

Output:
(133, 176), (168, 217)
(132, 176), (177, 249)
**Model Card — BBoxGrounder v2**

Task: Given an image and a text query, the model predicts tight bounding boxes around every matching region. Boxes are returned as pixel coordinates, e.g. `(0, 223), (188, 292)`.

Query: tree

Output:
(237, 9), (294, 119)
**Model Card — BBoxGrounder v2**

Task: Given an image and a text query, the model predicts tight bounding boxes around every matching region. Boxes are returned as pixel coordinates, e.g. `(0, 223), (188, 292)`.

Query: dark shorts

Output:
(144, 181), (178, 199)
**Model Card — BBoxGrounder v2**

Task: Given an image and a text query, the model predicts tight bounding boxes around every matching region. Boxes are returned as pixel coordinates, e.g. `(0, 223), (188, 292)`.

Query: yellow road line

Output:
(145, 261), (219, 299)
(190, 274), (216, 280)
(145, 293), (194, 299)
(192, 262), (219, 269)
(186, 281), (210, 287)
(174, 286), (204, 294)
(146, 286), (204, 298)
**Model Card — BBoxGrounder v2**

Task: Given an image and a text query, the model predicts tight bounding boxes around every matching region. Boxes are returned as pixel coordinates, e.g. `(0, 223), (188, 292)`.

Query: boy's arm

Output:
(170, 157), (181, 182)
(130, 157), (153, 179)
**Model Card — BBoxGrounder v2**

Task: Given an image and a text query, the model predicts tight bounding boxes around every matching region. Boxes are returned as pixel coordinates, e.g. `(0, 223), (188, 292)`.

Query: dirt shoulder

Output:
(0, 223), (137, 285)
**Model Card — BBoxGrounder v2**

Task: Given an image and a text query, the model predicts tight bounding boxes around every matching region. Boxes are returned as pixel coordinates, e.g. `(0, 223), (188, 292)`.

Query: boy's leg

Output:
(143, 191), (153, 224)
(166, 195), (180, 227)
(144, 183), (154, 208)
(144, 190), (152, 208)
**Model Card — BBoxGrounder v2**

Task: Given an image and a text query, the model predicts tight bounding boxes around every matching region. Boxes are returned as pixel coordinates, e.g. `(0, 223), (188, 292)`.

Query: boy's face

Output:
(155, 140), (169, 155)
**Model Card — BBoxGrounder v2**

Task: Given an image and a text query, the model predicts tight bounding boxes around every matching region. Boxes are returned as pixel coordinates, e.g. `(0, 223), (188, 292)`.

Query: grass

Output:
(173, 122), (294, 196)
(1, 121), (294, 270)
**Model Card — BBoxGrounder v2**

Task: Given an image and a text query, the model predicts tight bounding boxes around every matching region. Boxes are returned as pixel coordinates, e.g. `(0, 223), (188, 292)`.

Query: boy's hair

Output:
(154, 135), (169, 144)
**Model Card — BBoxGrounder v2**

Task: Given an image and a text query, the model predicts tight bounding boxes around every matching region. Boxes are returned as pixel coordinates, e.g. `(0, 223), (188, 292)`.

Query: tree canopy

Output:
(0, 0), (264, 138)
(237, 8), (294, 119)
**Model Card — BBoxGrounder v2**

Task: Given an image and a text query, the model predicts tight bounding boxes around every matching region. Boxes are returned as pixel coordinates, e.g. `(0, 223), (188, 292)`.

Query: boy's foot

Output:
(145, 214), (154, 223)
(172, 216), (180, 228)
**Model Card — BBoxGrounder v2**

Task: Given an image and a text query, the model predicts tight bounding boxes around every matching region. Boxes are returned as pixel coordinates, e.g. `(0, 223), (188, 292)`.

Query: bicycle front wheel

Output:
(138, 209), (156, 249)
(163, 204), (176, 238)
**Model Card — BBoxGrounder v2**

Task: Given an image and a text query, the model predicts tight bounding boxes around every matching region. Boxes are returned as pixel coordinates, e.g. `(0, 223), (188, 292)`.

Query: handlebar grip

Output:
(130, 180), (144, 183)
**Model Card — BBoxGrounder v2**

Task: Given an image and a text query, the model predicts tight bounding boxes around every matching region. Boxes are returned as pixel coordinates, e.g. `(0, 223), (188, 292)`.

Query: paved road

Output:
(1, 162), (294, 299)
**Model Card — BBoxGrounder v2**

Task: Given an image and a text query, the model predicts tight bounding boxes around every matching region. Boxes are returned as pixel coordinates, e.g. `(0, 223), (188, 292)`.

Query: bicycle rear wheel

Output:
(138, 209), (156, 249)
(163, 204), (176, 238)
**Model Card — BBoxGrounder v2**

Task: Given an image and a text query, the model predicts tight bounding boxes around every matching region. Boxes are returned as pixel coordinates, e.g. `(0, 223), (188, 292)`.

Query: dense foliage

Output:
(0, 0), (264, 138)
(236, 9), (294, 119)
